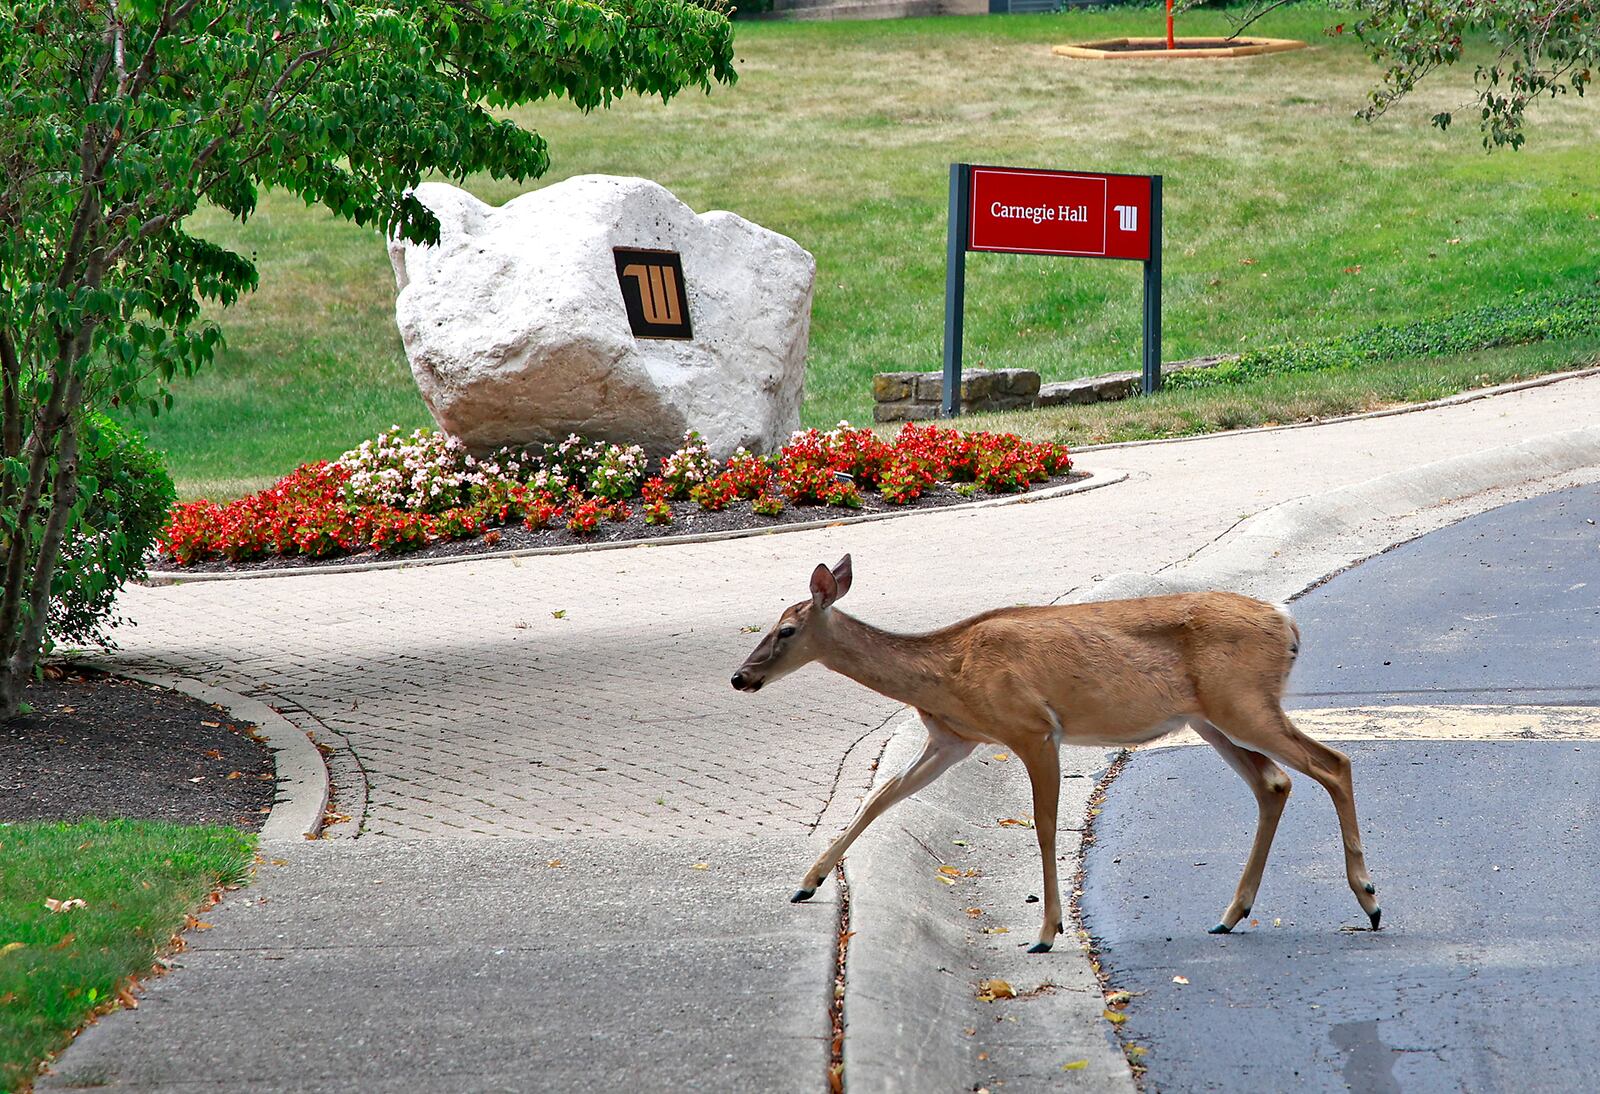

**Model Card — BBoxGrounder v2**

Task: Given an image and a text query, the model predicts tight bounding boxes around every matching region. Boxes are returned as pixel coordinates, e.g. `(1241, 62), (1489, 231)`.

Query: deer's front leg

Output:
(792, 712), (973, 902)
(1019, 737), (1063, 953)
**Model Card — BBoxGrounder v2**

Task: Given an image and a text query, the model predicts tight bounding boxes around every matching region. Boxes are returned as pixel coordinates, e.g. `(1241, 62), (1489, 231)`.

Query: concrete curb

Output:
(90, 668), (329, 843)
(841, 725), (976, 1093)
(841, 422), (1600, 1091)
(844, 718), (1132, 1092)
(142, 471), (1127, 585)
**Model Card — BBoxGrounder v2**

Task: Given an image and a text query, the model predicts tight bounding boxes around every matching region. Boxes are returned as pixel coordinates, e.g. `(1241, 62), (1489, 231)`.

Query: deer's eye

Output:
(778, 625), (797, 639)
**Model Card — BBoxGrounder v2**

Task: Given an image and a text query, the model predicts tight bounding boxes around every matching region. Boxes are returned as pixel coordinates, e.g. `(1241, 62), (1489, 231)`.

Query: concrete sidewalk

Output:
(42, 372), (1600, 1090)
(43, 837), (839, 1093)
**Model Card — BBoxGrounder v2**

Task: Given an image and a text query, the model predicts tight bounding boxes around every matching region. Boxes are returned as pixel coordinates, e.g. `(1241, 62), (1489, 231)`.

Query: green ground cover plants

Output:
(139, 8), (1598, 499)
(0, 820), (254, 1090)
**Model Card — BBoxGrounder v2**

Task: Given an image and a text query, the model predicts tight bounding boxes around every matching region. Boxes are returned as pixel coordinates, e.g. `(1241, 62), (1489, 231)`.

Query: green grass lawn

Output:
(0, 820), (254, 1090)
(148, 7), (1599, 498)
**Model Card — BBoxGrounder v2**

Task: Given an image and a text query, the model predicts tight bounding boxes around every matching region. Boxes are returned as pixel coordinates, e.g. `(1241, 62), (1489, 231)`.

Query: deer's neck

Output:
(819, 610), (955, 712)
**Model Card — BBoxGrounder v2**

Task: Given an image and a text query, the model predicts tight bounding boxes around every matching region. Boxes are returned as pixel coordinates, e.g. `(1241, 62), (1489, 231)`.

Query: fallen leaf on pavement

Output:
(937, 865), (963, 877)
(690, 862), (709, 870)
(1128, 1045), (1148, 1057)
(981, 926), (1009, 935)
(1172, 975), (1189, 985)
(992, 753), (1009, 762)
(964, 907), (983, 918)
(546, 860), (564, 869)
(936, 875), (957, 886)
(201, 721), (221, 728)
(977, 978), (1016, 1001)
(1105, 990), (1132, 1005)
(1063, 1060), (1089, 1071)
(551, 610), (567, 619)
(1103, 1009), (1128, 1024)
(997, 817), (1034, 829)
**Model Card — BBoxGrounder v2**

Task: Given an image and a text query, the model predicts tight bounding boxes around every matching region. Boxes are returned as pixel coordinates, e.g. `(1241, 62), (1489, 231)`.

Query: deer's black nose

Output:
(731, 672), (746, 690)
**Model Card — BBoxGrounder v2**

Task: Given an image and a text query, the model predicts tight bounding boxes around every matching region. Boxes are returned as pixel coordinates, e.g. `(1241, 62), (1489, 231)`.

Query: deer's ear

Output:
(831, 555), (853, 600)
(810, 563), (840, 609)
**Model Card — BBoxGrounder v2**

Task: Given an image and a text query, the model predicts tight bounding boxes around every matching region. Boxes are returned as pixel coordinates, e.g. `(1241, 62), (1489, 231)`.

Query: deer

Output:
(731, 555), (1381, 953)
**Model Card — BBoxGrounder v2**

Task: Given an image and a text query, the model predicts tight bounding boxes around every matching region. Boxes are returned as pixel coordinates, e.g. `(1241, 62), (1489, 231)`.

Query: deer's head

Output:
(731, 555), (853, 693)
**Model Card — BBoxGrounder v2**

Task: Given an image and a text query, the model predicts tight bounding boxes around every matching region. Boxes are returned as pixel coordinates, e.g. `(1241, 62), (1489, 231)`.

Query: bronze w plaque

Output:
(614, 248), (692, 340)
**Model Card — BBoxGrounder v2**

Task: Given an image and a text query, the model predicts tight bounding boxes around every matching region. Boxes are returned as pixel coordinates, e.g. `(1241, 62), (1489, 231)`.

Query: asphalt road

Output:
(1286, 482), (1600, 709)
(1082, 484), (1600, 1093)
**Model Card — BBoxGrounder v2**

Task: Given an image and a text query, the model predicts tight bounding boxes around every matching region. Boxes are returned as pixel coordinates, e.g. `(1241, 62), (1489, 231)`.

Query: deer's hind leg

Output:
(1016, 735), (1064, 953)
(1207, 700), (1382, 930)
(1193, 720), (1292, 934)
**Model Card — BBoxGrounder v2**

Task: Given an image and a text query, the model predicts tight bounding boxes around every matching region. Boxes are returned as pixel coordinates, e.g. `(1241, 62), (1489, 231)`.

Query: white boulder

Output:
(387, 176), (816, 460)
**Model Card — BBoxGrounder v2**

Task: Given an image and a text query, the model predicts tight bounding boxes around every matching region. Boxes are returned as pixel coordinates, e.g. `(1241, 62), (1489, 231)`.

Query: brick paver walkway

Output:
(109, 376), (1600, 839)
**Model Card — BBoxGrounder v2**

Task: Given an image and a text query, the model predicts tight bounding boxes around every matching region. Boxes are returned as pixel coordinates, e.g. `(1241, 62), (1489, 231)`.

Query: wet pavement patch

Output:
(1079, 740), (1600, 1093)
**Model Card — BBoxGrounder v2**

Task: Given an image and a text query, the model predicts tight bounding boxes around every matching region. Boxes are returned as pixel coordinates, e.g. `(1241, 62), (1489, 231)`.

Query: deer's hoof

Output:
(1208, 922), (1232, 935)
(1027, 941), (1053, 954)
(790, 888), (816, 904)
(1368, 907), (1382, 930)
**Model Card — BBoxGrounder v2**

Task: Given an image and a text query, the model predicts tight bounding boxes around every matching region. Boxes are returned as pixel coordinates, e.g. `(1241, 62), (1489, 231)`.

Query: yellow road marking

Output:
(1139, 705), (1600, 751)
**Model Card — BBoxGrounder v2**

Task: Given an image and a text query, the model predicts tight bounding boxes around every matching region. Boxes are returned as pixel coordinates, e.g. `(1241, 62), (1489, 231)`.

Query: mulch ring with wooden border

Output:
(150, 470), (1092, 577)
(0, 666), (274, 830)
(1053, 37), (1308, 60)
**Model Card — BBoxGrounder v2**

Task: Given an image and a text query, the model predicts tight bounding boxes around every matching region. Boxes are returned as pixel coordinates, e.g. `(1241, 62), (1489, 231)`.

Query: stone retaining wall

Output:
(872, 368), (1041, 422)
(872, 356), (1234, 422)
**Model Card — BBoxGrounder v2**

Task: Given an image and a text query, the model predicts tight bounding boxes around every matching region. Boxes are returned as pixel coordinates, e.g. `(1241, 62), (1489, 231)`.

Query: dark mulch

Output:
(0, 667), (275, 830)
(150, 471), (1090, 576)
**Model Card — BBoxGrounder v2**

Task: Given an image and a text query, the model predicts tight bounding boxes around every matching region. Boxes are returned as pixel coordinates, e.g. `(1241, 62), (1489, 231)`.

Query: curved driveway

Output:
(45, 375), (1600, 1092)
(1083, 483), (1600, 1092)
(108, 378), (1600, 842)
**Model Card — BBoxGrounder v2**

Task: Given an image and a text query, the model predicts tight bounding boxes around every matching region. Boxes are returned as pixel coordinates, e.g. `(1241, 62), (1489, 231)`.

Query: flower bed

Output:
(155, 424), (1074, 571)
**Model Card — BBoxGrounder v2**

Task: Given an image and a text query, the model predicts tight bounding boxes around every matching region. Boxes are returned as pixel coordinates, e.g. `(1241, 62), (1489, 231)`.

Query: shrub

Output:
(50, 416), (177, 647)
(586, 443), (648, 501)
(723, 448), (774, 499)
(691, 472), (739, 511)
(661, 431), (715, 499)
(566, 498), (604, 534)
(522, 494), (565, 531)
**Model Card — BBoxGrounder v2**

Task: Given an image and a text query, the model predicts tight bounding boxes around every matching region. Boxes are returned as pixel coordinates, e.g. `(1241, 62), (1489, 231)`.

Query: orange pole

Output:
(1167, 0), (1175, 49)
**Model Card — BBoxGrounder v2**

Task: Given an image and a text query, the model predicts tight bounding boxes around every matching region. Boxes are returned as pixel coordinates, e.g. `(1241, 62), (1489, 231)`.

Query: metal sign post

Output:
(941, 163), (1163, 416)
(1141, 175), (1163, 396)
(942, 164), (972, 419)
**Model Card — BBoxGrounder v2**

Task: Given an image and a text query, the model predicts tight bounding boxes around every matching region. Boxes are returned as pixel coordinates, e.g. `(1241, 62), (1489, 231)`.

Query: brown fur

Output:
(732, 557), (1380, 946)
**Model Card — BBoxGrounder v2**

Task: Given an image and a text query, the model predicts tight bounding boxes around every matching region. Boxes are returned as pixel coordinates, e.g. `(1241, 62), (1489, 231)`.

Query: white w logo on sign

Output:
(1114, 204), (1138, 232)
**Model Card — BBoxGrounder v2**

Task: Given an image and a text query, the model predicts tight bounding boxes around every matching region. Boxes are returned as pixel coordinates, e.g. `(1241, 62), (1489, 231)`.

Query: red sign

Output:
(968, 166), (1152, 261)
